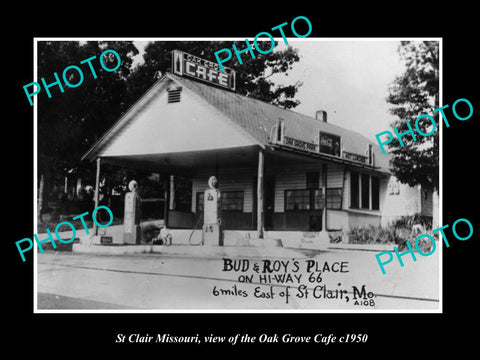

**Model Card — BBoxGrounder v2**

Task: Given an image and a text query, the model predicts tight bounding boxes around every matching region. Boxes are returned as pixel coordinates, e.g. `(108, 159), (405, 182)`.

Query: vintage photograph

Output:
(34, 39), (441, 312)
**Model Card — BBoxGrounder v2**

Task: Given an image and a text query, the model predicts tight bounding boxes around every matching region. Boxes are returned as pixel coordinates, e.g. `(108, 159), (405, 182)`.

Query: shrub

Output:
(345, 213), (436, 251)
(392, 213), (434, 250)
(347, 225), (398, 244)
(398, 236), (434, 253)
(392, 214), (432, 230)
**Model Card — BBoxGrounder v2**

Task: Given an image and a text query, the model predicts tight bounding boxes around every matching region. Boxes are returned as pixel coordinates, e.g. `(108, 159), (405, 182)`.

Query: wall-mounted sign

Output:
(343, 151), (367, 164)
(319, 132), (341, 156)
(172, 50), (236, 91)
(283, 136), (318, 152)
(100, 236), (113, 245)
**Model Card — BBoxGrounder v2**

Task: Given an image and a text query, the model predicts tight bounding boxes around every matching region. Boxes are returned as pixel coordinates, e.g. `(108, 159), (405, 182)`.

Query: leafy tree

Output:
(386, 41), (439, 191)
(125, 41), (302, 109)
(37, 41), (139, 215)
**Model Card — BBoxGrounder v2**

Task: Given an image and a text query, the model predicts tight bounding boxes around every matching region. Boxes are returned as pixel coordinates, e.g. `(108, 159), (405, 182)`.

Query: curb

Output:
(70, 242), (394, 258)
(72, 243), (322, 259)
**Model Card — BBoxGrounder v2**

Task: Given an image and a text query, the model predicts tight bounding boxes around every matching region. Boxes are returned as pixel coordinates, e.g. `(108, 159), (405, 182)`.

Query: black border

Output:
(7, 4), (478, 356)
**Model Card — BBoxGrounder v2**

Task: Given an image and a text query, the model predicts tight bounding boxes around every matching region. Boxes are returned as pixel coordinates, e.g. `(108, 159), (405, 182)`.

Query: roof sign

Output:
(172, 50), (236, 91)
(319, 132), (341, 157)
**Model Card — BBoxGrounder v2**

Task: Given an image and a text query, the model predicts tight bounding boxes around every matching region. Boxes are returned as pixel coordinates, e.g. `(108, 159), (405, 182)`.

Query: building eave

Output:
(269, 144), (390, 174)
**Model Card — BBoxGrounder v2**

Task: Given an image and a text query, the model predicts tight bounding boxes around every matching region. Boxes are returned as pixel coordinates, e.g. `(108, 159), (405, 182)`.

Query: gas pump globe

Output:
(202, 176), (223, 246)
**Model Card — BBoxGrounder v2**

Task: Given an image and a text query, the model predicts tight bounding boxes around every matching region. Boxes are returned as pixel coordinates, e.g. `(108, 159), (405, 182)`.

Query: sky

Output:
(272, 40), (405, 140)
(131, 39), (406, 141)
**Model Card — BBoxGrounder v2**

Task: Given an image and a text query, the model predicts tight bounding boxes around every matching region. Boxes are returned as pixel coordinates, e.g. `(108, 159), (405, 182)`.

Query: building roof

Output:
(83, 72), (390, 172)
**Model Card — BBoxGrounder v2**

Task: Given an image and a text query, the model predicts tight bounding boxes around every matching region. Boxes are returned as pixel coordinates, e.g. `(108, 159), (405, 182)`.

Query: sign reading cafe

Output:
(172, 50), (236, 91)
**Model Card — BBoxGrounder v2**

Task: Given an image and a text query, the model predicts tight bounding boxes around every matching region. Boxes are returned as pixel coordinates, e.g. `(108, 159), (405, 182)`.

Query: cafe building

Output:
(82, 50), (432, 246)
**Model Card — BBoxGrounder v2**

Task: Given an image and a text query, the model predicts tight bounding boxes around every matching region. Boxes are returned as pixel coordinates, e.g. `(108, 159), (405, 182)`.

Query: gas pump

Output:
(202, 176), (223, 246)
(123, 180), (142, 244)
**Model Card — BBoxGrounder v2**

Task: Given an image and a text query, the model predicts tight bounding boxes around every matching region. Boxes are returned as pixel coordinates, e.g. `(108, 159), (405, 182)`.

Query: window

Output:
(306, 172), (320, 189)
(222, 191), (244, 211)
(327, 188), (343, 210)
(313, 189), (323, 210)
(287, 188), (342, 211)
(368, 144), (374, 165)
(388, 178), (400, 195)
(350, 171), (380, 211)
(277, 119), (284, 142)
(350, 171), (359, 208)
(361, 173), (370, 209)
(285, 190), (311, 210)
(197, 191), (244, 212)
(372, 176), (380, 210)
(196, 192), (204, 212)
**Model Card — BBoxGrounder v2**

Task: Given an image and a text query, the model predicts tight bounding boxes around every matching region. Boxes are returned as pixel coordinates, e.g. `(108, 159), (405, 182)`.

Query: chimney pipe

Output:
(315, 110), (327, 122)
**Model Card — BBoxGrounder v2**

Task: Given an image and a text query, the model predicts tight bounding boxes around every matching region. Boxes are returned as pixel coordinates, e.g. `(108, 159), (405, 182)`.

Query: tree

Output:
(386, 41), (440, 191)
(125, 41), (302, 110)
(37, 41), (139, 218)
